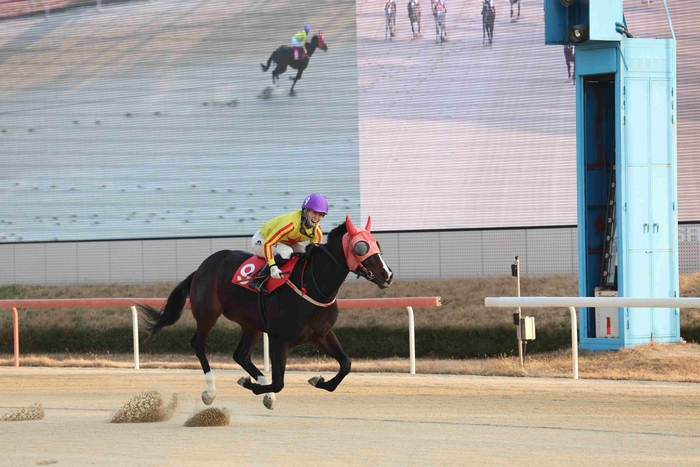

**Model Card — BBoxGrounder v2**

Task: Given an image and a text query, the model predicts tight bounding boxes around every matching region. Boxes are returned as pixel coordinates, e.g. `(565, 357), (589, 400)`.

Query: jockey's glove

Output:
(270, 265), (283, 279)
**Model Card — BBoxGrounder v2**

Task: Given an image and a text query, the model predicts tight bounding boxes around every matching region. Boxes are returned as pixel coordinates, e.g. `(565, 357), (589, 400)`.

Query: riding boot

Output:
(249, 264), (271, 292)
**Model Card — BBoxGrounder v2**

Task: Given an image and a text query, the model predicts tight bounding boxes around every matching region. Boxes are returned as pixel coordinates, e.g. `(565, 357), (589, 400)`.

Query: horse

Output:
(385, 3), (397, 40)
(564, 45), (575, 84)
(260, 33), (328, 95)
(509, 0), (520, 20)
(137, 216), (393, 411)
(482, 1), (495, 47)
(433, 5), (447, 43)
(430, 0), (447, 39)
(407, 0), (422, 39)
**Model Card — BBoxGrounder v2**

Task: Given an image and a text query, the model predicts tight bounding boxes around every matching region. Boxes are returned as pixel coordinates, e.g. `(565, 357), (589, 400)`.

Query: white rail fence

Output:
(485, 297), (700, 380)
(4, 297), (441, 374)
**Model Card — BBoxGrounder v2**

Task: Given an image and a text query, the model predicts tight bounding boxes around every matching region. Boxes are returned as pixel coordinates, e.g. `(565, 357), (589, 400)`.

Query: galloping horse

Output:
(482, 1), (496, 47)
(260, 33), (328, 95)
(432, 0), (447, 43)
(509, 0), (520, 20)
(407, 0), (422, 39)
(137, 216), (393, 410)
(564, 45), (575, 83)
(385, 2), (397, 39)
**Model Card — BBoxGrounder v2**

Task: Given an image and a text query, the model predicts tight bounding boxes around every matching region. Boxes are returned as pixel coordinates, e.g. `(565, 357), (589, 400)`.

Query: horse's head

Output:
(316, 32), (328, 52)
(306, 33), (328, 57)
(342, 215), (393, 289)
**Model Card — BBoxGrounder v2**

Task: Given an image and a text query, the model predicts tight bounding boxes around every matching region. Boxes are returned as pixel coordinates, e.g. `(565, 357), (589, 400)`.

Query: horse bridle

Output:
(316, 244), (377, 282)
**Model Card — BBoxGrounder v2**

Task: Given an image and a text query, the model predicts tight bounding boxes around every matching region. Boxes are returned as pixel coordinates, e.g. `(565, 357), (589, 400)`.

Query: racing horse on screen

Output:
(260, 33), (328, 95)
(137, 216), (393, 410)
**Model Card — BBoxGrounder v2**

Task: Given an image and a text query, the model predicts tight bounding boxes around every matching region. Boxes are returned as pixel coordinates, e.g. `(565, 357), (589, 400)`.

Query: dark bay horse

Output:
(564, 45), (575, 83)
(482, 1), (496, 47)
(510, 0), (520, 20)
(137, 216), (393, 410)
(408, 0), (421, 39)
(260, 33), (328, 95)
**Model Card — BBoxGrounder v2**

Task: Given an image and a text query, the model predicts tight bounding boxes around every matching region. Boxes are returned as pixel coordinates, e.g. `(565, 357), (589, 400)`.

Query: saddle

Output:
(293, 47), (307, 61)
(232, 255), (300, 294)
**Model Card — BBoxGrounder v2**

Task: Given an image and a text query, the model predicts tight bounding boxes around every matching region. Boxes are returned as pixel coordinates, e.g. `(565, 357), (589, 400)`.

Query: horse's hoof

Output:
(202, 389), (216, 405)
(263, 394), (276, 410)
(308, 376), (325, 387)
(237, 376), (251, 387)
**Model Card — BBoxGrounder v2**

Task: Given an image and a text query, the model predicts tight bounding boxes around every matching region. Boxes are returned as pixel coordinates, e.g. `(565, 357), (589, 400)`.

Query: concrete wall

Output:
(1, 224), (699, 285)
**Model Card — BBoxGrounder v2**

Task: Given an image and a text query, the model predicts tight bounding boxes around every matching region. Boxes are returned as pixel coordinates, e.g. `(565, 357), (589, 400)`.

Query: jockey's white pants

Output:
(252, 230), (308, 262)
(291, 37), (304, 48)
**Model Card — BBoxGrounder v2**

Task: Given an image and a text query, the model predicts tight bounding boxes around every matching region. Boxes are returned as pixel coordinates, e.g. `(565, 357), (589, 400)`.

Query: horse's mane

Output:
(326, 221), (348, 245)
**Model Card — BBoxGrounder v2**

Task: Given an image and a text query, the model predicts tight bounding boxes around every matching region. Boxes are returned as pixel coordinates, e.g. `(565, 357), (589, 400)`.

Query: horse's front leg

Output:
(308, 330), (351, 392)
(232, 326), (276, 409)
(238, 340), (288, 404)
(290, 70), (303, 95)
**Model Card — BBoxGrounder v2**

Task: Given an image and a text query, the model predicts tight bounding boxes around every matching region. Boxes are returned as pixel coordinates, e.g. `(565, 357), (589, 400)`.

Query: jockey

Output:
(292, 24), (311, 60)
(248, 194), (328, 292)
(386, 0), (397, 11)
(434, 0), (446, 12)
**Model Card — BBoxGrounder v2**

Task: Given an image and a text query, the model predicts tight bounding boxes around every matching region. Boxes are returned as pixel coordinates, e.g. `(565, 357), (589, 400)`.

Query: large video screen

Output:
(0, 0), (698, 242)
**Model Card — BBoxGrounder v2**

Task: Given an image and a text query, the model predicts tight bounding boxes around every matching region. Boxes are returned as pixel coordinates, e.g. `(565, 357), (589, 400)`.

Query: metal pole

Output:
(516, 257), (523, 367)
(13, 308), (19, 368)
(263, 333), (270, 372)
(407, 306), (415, 375)
(130, 307), (140, 369)
(569, 307), (579, 380)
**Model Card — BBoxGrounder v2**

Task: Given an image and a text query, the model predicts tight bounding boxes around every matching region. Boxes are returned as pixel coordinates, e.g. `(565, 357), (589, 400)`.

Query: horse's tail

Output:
(261, 54), (273, 72)
(137, 271), (195, 339)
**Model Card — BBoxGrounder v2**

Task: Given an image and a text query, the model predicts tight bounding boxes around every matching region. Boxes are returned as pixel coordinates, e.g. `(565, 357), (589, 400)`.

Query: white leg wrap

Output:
(202, 371), (217, 405)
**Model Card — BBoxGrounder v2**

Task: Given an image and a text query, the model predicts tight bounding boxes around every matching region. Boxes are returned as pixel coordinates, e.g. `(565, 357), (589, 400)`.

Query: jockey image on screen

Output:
(248, 194), (328, 291)
(292, 24), (311, 60)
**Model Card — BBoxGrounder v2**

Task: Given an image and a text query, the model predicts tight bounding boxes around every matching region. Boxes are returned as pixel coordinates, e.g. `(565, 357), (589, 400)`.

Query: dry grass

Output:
(3, 274), (700, 329)
(184, 408), (231, 427)
(111, 390), (179, 423)
(3, 342), (700, 382)
(1, 403), (45, 422)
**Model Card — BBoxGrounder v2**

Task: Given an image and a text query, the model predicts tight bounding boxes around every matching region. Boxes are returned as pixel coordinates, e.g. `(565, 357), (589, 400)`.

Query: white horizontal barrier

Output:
(485, 297), (700, 308)
(484, 296), (700, 380)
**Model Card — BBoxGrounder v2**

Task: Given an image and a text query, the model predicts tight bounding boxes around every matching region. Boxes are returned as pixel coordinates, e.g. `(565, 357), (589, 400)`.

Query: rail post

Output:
(13, 307), (19, 368)
(130, 306), (140, 370)
(407, 306), (415, 374)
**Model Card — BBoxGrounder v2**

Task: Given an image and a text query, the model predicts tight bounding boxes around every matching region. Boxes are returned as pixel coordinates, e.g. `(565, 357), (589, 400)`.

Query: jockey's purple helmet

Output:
(304, 24), (311, 33)
(302, 194), (328, 214)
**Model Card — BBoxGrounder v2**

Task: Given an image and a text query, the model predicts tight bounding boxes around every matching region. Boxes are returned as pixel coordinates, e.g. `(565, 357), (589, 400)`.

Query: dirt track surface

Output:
(1, 367), (700, 466)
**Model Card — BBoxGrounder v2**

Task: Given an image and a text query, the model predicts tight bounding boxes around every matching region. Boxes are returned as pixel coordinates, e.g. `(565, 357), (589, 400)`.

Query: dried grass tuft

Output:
(1, 403), (44, 421)
(184, 407), (231, 427)
(111, 390), (178, 423)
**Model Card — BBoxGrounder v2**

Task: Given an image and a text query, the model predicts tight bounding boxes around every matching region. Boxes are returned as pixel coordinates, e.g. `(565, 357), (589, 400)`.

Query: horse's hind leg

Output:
(308, 330), (351, 392)
(191, 322), (218, 405)
(233, 325), (276, 409)
(272, 64), (287, 85)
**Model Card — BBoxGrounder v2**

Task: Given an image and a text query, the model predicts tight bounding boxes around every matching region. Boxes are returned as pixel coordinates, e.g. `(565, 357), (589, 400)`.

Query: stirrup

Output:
(249, 276), (269, 292)
(249, 264), (271, 292)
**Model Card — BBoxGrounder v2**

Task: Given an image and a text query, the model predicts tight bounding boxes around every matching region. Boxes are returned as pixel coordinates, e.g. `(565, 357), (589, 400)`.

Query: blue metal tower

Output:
(544, 0), (680, 350)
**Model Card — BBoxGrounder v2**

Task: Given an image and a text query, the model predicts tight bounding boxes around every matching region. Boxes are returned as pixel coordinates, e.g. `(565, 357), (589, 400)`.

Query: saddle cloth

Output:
(293, 47), (306, 61)
(232, 256), (300, 294)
